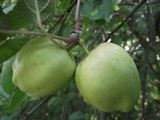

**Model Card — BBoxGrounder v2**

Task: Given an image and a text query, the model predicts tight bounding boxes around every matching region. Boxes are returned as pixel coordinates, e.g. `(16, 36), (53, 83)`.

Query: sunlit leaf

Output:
(1, 57), (15, 95)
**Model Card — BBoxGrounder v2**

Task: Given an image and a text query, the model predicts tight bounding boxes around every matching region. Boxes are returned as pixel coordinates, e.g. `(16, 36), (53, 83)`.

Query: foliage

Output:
(0, 0), (160, 120)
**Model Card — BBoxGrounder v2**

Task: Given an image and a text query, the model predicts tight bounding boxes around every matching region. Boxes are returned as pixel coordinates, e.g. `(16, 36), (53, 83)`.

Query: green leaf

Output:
(10, 88), (26, 111)
(47, 96), (64, 108)
(0, 36), (30, 64)
(58, 0), (71, 11)
(0, 86), (10, 100)
(16, 0), (56, 25)
(1, 57), (15, 94)
(95, 19), (106, 25)
(69, 111), (85, 120)
(81, 0), (114, 20)
(112, 34), (123, 45)
(7, 1), (29, 29)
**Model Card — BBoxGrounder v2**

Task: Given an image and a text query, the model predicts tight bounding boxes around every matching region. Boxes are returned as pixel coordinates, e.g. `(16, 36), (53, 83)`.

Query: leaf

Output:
(0, 86), (10, 100)
(69, 111), (85, 120)
(10, 88), (26, 111)
(81, 0), (114, 20)
(7, 1), (29, 29)
(1, 57), (15, 95)
(16, 0), (56, 25)
(112, 34), (123, 45)
(47, 96), (65, 108)
(0, 36), (30, 64)
(58, 0), (71, 11)
(3, 3), (15, 14)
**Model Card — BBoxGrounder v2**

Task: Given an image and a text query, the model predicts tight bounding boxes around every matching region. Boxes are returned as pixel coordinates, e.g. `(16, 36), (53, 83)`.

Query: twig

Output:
(140, 42), (149, 120)
(56, 0), (76, 34)
(140, 2), (152, 120)
(125, 113), (131, 120)
(105, 0), (147, 41)
(60, 104), (69, 120)
(69, 0), (82, 43)
(75, 0), (81, 22)
(22, 96), (51, 120)
(79, 39), (89, 55)
(0, 29), (69, 42)
(99, 112), (107, 120)
(118, 3), (135, 6)
(119, 1), (160, 6)
(51, 0), (76, 32)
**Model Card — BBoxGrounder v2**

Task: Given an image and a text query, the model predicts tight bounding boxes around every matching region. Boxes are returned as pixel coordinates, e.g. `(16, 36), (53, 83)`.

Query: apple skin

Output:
(12, 36), (75, 97)
(76, 43), (140, 112)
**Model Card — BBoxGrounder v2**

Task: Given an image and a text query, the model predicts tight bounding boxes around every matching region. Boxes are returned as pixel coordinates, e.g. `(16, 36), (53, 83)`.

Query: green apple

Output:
(12, 36), (75, 97)
(76, 43), (140, 112)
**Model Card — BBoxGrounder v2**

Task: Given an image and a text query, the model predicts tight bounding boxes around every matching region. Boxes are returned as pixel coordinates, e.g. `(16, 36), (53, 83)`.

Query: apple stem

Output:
(79, 39), (90, 55)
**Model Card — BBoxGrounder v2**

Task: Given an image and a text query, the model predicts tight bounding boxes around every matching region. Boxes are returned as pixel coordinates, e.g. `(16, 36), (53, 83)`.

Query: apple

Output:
(76, 43), (140, 112)
(12, 36), (75, 97)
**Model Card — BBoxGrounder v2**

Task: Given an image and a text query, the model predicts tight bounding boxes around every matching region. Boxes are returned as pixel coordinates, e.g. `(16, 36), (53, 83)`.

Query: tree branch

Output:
(50, 0), (76, 32)
(68, 0), (82, 44)
(0, 29), (69, 42)
(105, 0), (147, 41)
(119, 1), (160, 6)
(140, 3), (152, 120)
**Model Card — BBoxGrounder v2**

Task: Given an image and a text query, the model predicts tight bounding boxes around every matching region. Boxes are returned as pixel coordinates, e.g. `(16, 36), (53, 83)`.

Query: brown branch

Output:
(68, 0), (82, 44)
(105, 0), (147, 41)
(75, 0), (81, 22)
(50, 0), (76, 31)
(140, 3), (152, 120)
(56, 1), (77, 34)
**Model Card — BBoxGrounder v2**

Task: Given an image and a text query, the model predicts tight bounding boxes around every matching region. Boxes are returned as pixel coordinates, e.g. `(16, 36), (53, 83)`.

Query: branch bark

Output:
(140, 3), (152, 120)
(105, 0), (147, 41)
(50, 0), (76, 33)
(68, 0), (82, 44)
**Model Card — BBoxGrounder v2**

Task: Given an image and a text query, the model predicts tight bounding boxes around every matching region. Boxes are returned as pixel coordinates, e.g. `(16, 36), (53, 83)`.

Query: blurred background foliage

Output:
(0, 0), (160, 120)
